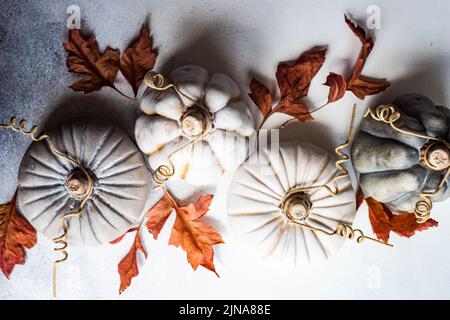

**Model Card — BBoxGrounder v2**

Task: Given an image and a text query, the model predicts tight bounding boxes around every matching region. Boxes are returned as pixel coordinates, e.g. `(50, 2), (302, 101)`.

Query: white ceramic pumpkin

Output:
(17, 120), (150, 246)
(135, 65), (255, 186)
(227, 142), (356, 266)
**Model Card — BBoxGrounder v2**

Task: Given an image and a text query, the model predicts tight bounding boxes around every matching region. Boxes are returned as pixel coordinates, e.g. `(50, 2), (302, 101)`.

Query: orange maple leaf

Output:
(0, 191), (37, 278)
(146, 191), (223, 275)
(117, 229), (147, 294)
(365, 197), (438, 243)
(115, 191), (222, 293)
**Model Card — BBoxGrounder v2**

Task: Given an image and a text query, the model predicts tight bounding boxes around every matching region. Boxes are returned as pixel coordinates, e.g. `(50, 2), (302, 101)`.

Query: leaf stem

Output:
(280, 102), (329, 128)
(110, 85), (138, 100)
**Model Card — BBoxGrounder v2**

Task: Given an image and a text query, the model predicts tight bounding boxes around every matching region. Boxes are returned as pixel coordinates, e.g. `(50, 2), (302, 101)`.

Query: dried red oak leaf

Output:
(344, 15), (390, 99)
(347, 76), (391, 100)
(117, 230), (147, 294)
(64, 29), (120, 93)
(276, 48), (327, 100)
(249, 78), (273, 119)
(324, 72), (346, 103)
(0, 192), (37, 278)
(249, 48), (325, 124)
(366, 197), (438, 243)
(344, 14), (374, 50)
(273, 97), (313, 122)
(146, 192), (223, 275)
(120, 23), (157, 97)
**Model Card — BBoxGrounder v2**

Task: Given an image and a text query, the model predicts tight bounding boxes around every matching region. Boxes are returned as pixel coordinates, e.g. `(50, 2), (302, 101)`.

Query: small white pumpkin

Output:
(17, 120), (150, 246)
(227, 142), (356, 266)
(135, 65), (255, 186)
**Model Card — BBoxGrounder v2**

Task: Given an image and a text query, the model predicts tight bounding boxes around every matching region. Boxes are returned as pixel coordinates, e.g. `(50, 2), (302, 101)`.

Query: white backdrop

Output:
(1, 0), (450, 299)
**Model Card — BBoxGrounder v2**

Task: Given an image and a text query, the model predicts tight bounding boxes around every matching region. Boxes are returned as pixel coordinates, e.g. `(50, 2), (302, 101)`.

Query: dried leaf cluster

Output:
(249, 15), (390, 128)
(115, 192), (222, 293)
(64, 23), (157, 98)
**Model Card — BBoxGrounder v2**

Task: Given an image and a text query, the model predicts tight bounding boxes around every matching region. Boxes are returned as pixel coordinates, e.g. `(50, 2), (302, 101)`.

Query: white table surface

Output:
(1, 0), (449, 299)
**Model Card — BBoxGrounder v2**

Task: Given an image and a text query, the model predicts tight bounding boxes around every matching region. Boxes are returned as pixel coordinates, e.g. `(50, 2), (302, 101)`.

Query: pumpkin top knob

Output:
(180, 106), (212, 138)
(281, 191), (313, 221)
(66, 169), (91, 199)
(423, 142), (450, 171)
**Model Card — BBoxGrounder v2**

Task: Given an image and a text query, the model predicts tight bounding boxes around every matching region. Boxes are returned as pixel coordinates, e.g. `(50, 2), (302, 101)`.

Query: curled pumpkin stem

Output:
(364, 104), (450, 223)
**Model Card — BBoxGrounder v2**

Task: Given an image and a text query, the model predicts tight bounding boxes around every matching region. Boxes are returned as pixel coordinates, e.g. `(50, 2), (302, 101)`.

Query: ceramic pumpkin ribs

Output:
(352, 94), (450, 223)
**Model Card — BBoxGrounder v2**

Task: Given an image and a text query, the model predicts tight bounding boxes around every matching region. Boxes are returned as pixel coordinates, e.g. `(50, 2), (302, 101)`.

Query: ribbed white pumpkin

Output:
(227, 142), (356, 266)
(17, 120), (150, 246)
(135, 65), (255, 186)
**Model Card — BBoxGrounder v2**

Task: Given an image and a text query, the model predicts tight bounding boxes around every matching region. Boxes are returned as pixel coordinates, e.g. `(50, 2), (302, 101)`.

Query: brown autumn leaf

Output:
(355, 187), (365, 211)
(64, 29), (120, 93)
(118, 229), (147, 294)
(344, 14), (374, 50)
(344, 15), (390, 99)
(273, 96), (314, 122)
(0, 192), (37, 278)
(145, 192), (222, 274)
(248, 78), (273, 120)
(347, 76), (391, 100)
(120, 23), (157, 97)
(365, 197), (438, 243)
(324, 72), (347, 103)
(276, 48), (327, 100)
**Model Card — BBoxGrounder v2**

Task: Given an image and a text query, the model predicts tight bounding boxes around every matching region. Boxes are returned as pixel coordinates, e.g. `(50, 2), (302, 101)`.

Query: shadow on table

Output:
(41, 91), (139, 138)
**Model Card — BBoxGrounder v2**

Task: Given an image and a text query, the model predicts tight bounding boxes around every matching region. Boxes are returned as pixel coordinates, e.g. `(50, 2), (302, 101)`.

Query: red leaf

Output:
(273, 96), (314, 122)
(120, 23), (158, 97)
(249, 78), (273, 120)
(276, 48), (326, 100)
(145, 193), (173, 240)
(64, 29), (120, 93)
(0, 192), (37, 278)
(365, 197), (438, 243)
(324, 72), (346, 103)
(118, 230), (147, 294)
(344, 15), (390, 99)
(390, 214), (438, 239)
(366, 197), (391, 243)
